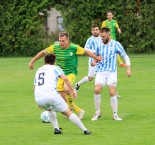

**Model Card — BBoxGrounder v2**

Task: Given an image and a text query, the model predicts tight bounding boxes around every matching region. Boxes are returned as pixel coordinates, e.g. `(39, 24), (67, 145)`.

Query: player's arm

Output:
(29, 49), (47, 70)
(101, 21), (106, 28)
(29, 45), (54, 70)
(76, 45), (102, 61)
(115, 21), (121, 34)
(84, 48), (102, 62)
(60, 74), (77, 98)
(123, 55), (131, 77)
(117, 27), (121, 34)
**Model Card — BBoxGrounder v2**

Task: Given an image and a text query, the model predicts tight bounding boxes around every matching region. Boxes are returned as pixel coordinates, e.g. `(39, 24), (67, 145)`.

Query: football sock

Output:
(78, 76), (89, 86)
(69, 113), (87, 131)
(47, 110), (59, 129)
(94, 94), (101, 114)
(67, 94), (81, 113)
(72, 102), (81, 113)
(110, 96), (118, 116)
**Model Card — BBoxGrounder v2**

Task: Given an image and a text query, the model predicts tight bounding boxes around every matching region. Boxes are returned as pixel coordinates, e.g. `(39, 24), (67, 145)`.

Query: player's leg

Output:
(75, 65), (96, 91)
(117, 55), (126, 67)
(36, 98), (62, 134)
(65, 74), (85, 119)
(107, 72), (122, 121)
(54, 94), (91, 135)
(47, 110), (62, 134)
(57, 78), (68, 102)
(62, 108), (91, 135)
(91, 72), (105, 121)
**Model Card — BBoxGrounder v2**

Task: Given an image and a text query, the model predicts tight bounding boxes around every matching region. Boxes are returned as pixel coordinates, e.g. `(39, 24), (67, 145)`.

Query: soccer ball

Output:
(40, 111), (51, 123)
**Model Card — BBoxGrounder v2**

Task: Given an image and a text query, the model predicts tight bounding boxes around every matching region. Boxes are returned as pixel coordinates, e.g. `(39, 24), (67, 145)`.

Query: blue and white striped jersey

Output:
(84, 35), (101, 63)
(97, 39), (127, 72)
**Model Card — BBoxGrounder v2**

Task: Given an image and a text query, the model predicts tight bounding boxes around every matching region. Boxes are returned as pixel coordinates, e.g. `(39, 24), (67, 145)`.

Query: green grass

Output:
(0, 54), (155, 145)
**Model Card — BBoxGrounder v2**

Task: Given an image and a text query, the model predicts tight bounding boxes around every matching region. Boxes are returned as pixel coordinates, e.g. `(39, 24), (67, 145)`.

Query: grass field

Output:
(0, 54), (155, 145)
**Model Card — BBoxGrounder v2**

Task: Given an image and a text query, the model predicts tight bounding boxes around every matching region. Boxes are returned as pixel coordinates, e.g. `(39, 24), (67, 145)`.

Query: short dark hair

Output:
(107, 10), (113, 15)
(59, 32), (69, 38)
(91, 24), (99, 29)
(100, 27), (110, 33)
(44, 53), (56, 65)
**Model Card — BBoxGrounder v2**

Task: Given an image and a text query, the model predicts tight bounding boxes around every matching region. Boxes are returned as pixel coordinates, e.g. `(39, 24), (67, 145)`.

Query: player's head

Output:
(91, 24), (100, 37)
(107, 11), (114, 20)
(44, 53), (56, 65)
(59, 32), (70, 49)
(100, 27), (111, 44)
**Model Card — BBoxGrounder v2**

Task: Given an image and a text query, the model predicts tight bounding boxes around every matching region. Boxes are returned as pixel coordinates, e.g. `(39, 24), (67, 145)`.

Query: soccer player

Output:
(75, 24), (101, 91)
(91, 27), (131, 121)
(34, 53), (91, 135)
(101, 11), (126, 67)
(29, 32), (101, 119)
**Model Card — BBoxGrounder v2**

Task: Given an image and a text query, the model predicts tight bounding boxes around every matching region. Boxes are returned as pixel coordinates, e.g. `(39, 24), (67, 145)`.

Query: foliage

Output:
(0, 0), (155, 56)
(0, 0), (51, 56)
(53, 0), (155, 52)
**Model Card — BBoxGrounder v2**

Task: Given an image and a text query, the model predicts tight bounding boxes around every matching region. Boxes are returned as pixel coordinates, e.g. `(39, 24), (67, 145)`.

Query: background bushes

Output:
(0, 0), (155, 56)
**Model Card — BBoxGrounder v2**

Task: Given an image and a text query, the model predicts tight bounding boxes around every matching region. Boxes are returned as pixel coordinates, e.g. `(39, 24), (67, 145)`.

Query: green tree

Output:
(0, 0), (51, 56)
(0, 0), (154, 56)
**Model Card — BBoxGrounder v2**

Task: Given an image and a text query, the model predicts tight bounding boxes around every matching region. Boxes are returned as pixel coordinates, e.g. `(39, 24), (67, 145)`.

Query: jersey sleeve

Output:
(84, 39), (91, 49)
(115, 21), (119, 29)
(115, 42), (126, 57)
(76, 45), (85, 55)
(34, 77), (36, 86)
(54, 66), (64, 77)
(46, 45), (54, 53)
(101, 21), (106, 28)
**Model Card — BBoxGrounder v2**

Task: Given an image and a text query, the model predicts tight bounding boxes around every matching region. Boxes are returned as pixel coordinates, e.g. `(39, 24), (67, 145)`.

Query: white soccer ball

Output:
(40, 111), (51, 123)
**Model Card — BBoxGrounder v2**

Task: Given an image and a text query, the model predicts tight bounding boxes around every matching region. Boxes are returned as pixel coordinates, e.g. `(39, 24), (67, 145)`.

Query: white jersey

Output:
(34, 65), (64, 101)
(84, 35), (101, 64)
(97, 39), (127, 72)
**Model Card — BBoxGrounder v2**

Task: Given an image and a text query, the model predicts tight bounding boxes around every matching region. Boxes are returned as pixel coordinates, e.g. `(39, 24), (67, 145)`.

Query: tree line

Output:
(0, 0), (154, 56)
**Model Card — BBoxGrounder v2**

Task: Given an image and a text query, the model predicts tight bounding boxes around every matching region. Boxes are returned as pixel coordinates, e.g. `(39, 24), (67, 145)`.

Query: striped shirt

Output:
(46, 43), (85, 75)
(97, 39), (126, 72)
(84, 35), (101, 63)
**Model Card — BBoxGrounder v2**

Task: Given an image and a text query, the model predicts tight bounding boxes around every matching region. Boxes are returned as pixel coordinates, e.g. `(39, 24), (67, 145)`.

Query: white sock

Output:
(69, 113), (87, 131)
(78, 76), (89, 86)
(47, 110), (59, 129)
(110, 96), (118, 116)
(94, 94), (101, 114)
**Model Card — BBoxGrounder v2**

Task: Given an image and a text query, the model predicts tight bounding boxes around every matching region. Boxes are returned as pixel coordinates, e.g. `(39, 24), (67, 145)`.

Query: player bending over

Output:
(34, 54), (91, 135)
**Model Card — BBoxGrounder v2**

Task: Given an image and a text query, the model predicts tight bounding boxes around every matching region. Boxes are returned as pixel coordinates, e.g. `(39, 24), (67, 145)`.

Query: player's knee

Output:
(65, 88), (71, 95)
(94, 86), (102, 94)
(88, 77), (94, 81)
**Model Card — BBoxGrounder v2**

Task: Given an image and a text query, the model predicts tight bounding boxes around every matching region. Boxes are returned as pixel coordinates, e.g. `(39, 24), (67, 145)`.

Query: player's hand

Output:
(126, 68), (131, 77)
(126, 66), (131, 77)
(29, 62), (34, 70)
(126, 71), (131, 77)
(97, 55), (102, 62)
(72, 89), (77, 99)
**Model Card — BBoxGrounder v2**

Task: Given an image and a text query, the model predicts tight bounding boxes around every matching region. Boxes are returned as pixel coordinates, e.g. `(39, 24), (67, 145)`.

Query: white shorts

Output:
(95, 71), (117, 87)
(88, 64), (97, 77)
(35, 93), (68, 112)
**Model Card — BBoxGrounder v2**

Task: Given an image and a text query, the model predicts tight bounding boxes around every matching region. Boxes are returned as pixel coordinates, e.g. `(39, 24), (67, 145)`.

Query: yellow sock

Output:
(67, 95), (81, 113)
(117, 55), (122, 64)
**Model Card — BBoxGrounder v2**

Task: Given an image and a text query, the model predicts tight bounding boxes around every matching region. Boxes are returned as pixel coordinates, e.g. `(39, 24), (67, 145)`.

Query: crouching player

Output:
(33, 53), (91, 135)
